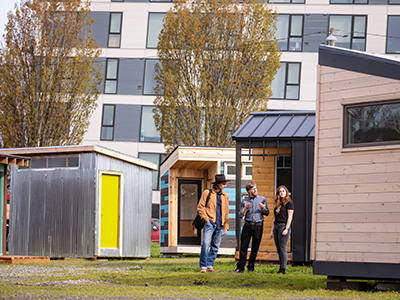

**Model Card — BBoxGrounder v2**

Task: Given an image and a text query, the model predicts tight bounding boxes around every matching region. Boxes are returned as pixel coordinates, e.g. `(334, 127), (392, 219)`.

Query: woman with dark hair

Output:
(269, 185), (294, 274)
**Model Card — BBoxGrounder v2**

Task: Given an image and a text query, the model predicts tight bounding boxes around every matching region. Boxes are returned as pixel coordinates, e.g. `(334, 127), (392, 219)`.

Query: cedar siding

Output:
(311, 46), (400, 278)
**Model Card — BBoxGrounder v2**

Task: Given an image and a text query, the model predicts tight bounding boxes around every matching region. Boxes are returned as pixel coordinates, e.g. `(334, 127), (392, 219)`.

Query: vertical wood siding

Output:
(312, 66), (400, 263)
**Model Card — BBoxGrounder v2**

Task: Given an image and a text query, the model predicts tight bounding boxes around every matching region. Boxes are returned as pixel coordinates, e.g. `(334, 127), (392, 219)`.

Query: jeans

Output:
(237, 222), (263, 271)
(273, 223), (291, 270)
(199, 221), (224, 269)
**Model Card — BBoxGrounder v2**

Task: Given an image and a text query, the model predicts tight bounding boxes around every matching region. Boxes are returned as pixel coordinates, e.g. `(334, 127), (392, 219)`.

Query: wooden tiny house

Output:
(311, 45), (400, 280)
(159, 147), (250, 255)
(233, 111), (315, 263)
(0, 145), (157, 259)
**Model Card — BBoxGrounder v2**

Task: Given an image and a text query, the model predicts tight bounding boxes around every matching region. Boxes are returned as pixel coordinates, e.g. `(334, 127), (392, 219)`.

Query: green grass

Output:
(0, 243), (399, 299)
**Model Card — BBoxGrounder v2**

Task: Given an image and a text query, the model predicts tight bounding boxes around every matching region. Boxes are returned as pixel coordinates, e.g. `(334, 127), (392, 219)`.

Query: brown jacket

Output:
(197, 188), (229, 231)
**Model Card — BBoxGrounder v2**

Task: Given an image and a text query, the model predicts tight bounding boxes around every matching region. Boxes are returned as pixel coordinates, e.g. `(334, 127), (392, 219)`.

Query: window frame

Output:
(100, 104), (116, 141)
(267, 0), (305, 3)
(139, 105), (162, 143)
(330, 0), (368, 4)
(147, 12), (166, 49)
(277, 14), (304, 52)
(143, 59), (159, 95)
(104, 58), (119, 94)
(108, 12), (123, 48)
(271, 62), (301, 100)
(328, 15), (367, 51)
(343, 99), (400, 148)
(386, 15), (400, 54)
(389, 0), (400, 4)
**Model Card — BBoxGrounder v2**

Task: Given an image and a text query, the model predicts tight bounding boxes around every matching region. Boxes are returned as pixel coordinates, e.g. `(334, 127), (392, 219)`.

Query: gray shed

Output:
(0, 145), (157, 258)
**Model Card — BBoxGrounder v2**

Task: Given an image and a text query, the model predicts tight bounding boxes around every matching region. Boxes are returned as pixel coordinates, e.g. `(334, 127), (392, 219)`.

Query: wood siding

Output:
(311, 66), (400, 264)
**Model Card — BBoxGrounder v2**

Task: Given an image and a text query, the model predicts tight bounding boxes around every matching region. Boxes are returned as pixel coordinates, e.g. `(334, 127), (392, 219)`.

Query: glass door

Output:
(178, 180), (202, 245)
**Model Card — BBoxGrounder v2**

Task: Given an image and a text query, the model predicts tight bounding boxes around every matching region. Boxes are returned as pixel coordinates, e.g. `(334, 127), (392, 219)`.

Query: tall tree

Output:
(0, 0), (102, 148)
(154, 0), (280, 152)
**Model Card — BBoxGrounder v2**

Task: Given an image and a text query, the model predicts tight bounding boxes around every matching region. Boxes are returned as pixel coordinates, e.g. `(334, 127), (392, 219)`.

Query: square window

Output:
(271, 62), (301, 100)
(329, 15), (367, 50)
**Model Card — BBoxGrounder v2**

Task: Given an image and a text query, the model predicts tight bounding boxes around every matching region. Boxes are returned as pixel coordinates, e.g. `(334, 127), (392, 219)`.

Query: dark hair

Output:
(245, 181), (256, 192)
(274, 185), (291, 208)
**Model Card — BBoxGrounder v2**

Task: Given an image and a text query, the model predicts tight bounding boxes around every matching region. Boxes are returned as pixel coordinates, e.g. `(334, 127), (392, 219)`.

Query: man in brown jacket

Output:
(197, 174), (229, 273)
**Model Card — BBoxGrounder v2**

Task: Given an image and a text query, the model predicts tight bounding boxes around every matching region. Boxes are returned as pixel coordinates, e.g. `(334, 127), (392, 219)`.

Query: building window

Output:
(147, 13), (166, 49)
(276, 155), (291, 193)
(329, 15), (367, 50)
(138, 153), (167, 190)
(101, 104), (115, 141)
(104, 58), (119, 94)
(271, 62), (301, 100)
(243, 164), (252, 179)
(330, 0), (367, 3)
(389, 0), (400, 3)
(21, 156), (79, 169)
(267, 0), (304, 3)
(143, 59), (159, 95)
(108, 12), (122, 48)
(140, 106), (161, 142)
(224, 163), (236, 179)
(344, 100), (400, 147)
(276, 15), (303, 52)
(387, 16), (400, 54)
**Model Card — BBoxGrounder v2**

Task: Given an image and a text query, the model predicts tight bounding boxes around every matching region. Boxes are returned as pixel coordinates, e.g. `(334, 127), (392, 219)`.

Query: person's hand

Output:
(244, 202), (251, 209)
(269, 232), (273, 238)
(223, 229), (228, 236)
(259, 202), (266, 210)
(282, 228), (288, 236)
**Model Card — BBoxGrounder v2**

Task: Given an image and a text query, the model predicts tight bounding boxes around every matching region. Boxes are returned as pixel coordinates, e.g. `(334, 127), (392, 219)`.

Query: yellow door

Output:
(100, 174), (120, 249)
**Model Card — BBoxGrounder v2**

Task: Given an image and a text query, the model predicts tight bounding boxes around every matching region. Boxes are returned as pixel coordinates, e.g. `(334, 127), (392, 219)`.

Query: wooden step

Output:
(0, 256), (50, 264)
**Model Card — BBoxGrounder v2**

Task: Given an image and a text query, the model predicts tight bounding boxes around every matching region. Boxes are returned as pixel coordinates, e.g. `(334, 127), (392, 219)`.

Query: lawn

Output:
(0, 243), (399, 299)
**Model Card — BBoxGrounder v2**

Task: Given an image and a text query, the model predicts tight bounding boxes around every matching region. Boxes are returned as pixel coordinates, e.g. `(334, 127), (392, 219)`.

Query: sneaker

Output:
(247, 269), (254, 273)
(233, 269), (244, 273)
(207, 268), (219, 273)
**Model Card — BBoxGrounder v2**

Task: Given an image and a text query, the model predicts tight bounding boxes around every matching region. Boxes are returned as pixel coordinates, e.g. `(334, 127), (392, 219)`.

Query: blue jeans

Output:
(199, 221), (224, 270)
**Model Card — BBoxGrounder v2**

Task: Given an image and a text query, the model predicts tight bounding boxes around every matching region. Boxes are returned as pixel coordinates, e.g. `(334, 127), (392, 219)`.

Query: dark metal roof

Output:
(319, 45), (400, 81)
(232, 110), (315, 140)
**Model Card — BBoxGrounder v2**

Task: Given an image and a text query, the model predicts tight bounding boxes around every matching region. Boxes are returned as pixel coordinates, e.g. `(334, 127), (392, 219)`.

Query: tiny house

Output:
(311, 45), (400, 280)
(1, 145), (157, 258)
(159, 146), (252, 255)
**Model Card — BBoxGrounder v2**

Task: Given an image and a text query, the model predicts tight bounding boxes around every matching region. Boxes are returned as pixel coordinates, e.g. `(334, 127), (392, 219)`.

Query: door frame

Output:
(97, 170), (123, 256)
(178, 179), (202, 246)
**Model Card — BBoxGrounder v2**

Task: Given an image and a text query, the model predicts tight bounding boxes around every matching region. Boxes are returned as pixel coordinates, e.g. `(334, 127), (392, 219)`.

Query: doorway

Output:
(100, 173), (121, 253)
(178, 180), (202, 245)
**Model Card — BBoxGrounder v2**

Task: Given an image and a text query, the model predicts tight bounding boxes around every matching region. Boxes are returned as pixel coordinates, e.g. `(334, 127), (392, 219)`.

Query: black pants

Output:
(273, 223), (291, 271)
(237, 222), (263, 271)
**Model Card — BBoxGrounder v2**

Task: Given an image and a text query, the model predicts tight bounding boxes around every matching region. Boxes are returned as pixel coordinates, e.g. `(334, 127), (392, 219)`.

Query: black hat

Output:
(212, 174), (229, 184)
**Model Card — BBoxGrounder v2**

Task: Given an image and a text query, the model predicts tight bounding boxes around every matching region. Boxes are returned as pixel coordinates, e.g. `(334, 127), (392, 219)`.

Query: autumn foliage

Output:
(0, 0), (102, 148)
(154, 0), (280, 152)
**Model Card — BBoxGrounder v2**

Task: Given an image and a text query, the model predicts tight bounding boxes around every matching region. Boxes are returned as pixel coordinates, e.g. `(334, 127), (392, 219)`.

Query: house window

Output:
(389, 0), (400, 3)
(104, 58), (119, 94)
(140, 106), (161, 142)
(276, 15), (303, 52)
(344, 100), (400, 147)
(143, 59), (159, 95)
(387, 16), (400, 54)
(271, 62), (301, 100)
(330, 0), (367, 3)
(147, 13), (166, 49)
(108, 12), (122, 48)
(276, 155), (292, 193)
(329, 15), (367, 50)
(22, 156), (79, 169)
(101, 104), (115, 141)
(225, 163), (236, 179)
(138, 153), (167, 190)
(243, 164), (252, 179)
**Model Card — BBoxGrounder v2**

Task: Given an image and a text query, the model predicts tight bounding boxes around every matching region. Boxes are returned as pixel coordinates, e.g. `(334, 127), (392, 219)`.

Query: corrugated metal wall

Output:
(97, 154), (152, 258)
(9, 152), (152, 258)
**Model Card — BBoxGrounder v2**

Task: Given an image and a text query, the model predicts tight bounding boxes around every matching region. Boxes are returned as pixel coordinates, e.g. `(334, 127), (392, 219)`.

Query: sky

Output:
(0, 0), (17, 45)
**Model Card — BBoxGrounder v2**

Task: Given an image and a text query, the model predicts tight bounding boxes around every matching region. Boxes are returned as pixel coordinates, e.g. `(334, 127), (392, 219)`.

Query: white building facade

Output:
(83, 0), (400, 213)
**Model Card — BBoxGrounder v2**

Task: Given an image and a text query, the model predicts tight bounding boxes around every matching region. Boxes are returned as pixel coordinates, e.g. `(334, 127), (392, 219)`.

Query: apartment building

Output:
(83, 0), (400, 212)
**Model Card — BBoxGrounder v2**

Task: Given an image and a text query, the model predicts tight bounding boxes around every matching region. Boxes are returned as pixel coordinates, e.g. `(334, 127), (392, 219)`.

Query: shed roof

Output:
(0, 153), (30, 166)
(319, 45), (400, 80)
(232, 110), (315, 141)
(0, 145), (157, 171)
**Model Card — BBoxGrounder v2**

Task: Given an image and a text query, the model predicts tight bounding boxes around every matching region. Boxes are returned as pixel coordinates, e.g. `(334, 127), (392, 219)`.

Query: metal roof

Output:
(232, 110), (315, 140)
